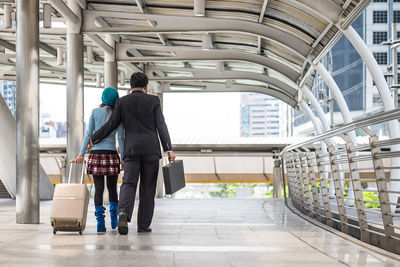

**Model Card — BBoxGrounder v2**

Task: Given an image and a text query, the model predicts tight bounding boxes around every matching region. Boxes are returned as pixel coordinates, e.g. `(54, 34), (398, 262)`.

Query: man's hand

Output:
(75, 155), (84, 164)
(167, 151), (176, 162)
(89, 139), (94, 149)
(121, 160), (125, 171)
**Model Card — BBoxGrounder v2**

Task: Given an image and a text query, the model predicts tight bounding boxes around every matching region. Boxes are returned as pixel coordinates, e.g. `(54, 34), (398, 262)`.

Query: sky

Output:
(40, 84), (242, 139)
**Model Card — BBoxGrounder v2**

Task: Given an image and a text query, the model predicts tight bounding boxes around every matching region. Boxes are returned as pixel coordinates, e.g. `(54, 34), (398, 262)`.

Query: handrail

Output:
(281, 108), (400, 154)
(281, 107), (400, 254)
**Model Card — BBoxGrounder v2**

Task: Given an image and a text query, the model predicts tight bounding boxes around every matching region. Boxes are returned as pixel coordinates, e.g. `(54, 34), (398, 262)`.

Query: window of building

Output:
(252, 110), (264, 113)
(374, 0), (387, 2)
(373, 11), (387, 23)
(373, 31), (387, 44)
(373, 52), (387, 65)
(395, 11), (400, 23)
(252, 133), (265, 136)
(266, 115), (279, 118)
(252, 127), (264, 130)
(252, 115), (264, 119)
(267, 127), (279, 130)
(253, 121), (264, 124)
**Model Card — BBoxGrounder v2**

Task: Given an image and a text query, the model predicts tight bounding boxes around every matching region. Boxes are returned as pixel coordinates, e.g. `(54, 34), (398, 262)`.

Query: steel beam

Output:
(82, 10), (310, 58)
(49, 0), (80, 25)
(163, 81), (297, 107)
(116, 43), (300, 83)
(147, 66), (298, 98)
(16, 0), (40, 224)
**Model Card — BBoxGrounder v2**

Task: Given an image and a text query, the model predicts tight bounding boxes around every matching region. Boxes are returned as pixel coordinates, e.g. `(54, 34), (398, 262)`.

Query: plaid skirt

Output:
(87, 150), (121, 176)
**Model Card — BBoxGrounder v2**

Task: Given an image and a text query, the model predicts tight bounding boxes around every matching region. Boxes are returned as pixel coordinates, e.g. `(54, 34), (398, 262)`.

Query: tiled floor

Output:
(0, 198), (399, 267)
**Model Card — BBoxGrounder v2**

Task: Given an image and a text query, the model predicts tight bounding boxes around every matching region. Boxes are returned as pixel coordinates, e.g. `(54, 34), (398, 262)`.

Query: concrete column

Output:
(16, 0), (40, 224)
(104, 35), (118, 88)
(66, 0), (84, 183)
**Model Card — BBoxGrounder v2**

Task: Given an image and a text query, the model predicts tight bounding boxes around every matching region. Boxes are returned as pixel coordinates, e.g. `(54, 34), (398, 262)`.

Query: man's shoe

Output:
(137, 228), (152, 233)
(118, 213), (129, 235)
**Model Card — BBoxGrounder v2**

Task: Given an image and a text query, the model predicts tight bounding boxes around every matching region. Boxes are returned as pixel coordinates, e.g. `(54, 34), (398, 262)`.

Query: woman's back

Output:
(79, 106), (124, 158)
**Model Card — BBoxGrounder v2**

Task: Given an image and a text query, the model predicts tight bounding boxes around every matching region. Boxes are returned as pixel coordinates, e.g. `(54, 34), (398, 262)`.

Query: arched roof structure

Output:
(0, 0), (372, 108)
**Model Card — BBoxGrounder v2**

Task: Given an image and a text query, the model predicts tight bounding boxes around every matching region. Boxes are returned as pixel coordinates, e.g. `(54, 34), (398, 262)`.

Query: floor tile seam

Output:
(261, 200), (350, 266)
(283, 199), (400, 262)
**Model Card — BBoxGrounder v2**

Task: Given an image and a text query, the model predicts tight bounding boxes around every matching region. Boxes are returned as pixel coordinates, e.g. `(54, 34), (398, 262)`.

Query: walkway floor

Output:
(0, 198), (399, 267)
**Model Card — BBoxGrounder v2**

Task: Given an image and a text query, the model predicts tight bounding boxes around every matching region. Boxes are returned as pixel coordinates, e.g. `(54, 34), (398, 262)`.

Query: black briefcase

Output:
(162, 160), (185, 194)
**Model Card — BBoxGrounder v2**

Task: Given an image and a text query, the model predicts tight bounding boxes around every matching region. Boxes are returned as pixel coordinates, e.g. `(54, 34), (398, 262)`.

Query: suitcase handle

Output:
(68, 160), (87, 184)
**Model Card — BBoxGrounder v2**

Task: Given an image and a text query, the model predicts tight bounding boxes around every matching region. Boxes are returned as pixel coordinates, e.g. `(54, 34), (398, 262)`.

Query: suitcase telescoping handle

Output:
(68, 160), (86, 184)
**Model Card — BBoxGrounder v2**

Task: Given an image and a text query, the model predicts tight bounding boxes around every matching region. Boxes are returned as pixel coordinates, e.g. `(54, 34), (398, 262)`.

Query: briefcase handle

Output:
(68, 160), (86, 184)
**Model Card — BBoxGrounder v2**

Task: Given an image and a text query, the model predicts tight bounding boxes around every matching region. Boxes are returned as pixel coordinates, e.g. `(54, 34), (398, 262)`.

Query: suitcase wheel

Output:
(53, 230), (57, 235)
(79, 231), (82, 235)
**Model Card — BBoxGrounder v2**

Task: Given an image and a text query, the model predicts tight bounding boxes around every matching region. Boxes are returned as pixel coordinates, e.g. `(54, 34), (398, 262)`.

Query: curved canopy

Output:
(0, 0), (371, 107)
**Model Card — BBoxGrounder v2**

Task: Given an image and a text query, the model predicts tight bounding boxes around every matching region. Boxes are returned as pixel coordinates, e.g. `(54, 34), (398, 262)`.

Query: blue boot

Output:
(95, 206), (106, 232)
(109, 202), (119, 229)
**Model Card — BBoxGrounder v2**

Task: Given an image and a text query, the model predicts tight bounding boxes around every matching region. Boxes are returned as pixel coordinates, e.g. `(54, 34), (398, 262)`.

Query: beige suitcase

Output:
(50, 161), (89, 235)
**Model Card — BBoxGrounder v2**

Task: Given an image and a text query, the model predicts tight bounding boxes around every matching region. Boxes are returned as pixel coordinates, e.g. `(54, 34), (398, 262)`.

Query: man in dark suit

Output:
(90, 72), (175, 235)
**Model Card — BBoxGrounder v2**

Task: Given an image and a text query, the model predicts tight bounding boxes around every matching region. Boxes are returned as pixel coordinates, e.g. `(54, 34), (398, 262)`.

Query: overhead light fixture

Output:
(194, 0), (205, 16)
(43, 3), (52, 29)
(216, 61), (224, 73)
(120, 71), (126, 86)
(96, 73), (102, 88)
(86, 46), (93, 64)
(56, 47), (63, 66)
(3, 4), (12, 29)
(169, 85), (205, 91)
(202, 33), (213, 50)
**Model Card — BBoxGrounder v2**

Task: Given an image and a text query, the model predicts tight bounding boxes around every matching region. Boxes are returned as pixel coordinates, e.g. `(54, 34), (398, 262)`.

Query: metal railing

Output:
(281, 108), (400, 254)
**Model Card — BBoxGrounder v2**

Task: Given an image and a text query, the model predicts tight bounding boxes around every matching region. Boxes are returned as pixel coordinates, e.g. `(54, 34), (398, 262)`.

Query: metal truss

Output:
(116, 43), (300, 83)
(82, 10), (310, 58)
(146, 66), (298, 99)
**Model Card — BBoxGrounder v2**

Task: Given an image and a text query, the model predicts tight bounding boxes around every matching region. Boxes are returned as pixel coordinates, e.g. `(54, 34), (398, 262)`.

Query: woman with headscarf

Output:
(75, 87), (124, 233)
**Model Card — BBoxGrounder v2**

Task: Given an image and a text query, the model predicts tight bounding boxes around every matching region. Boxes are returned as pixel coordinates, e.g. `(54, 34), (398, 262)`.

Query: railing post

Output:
(313, 144), (334, 227)
(363, 127), (395, 252)
(292, 153), (307, 214)
(280, 156), (288, 205)
(325, 141), (349, 234)
(303, 147), (324, 222)
(296, 149), (314, 217)
(288, 153), (301, 211)
(314, 145), (333, 227)
(273, 159), (282, 199)
(340, 134), (369, 243)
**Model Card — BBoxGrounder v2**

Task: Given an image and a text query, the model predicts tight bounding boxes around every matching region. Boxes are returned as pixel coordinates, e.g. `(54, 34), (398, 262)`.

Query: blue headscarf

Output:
(101, 87), (119, 106)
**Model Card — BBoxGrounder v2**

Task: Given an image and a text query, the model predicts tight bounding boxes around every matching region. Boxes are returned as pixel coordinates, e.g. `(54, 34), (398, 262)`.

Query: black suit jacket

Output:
(91, 90), (172, 159)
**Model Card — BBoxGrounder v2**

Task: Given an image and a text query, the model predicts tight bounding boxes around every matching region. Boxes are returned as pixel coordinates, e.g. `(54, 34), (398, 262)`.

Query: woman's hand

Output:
(75, 155), (84, 164)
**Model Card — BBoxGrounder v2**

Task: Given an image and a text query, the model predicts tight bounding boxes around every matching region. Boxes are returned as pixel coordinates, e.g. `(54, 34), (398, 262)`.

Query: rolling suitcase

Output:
(162, 160), (186, 194)
(50, 161), (89, 235)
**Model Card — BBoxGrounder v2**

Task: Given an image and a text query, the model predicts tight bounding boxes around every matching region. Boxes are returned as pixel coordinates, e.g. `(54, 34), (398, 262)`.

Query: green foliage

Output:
(209, 183), (242, 198)
(363, 192), (380, 208)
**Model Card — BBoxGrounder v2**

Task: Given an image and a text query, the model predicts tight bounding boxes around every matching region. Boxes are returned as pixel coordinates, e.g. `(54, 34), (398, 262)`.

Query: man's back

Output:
(91, 90), (172, 159)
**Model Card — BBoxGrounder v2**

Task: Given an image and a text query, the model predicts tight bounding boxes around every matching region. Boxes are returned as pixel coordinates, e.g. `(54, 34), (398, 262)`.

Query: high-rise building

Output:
(240, 93), (282, 137)
(293, 1), (400, 136)
(0, 80), (16, 117)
